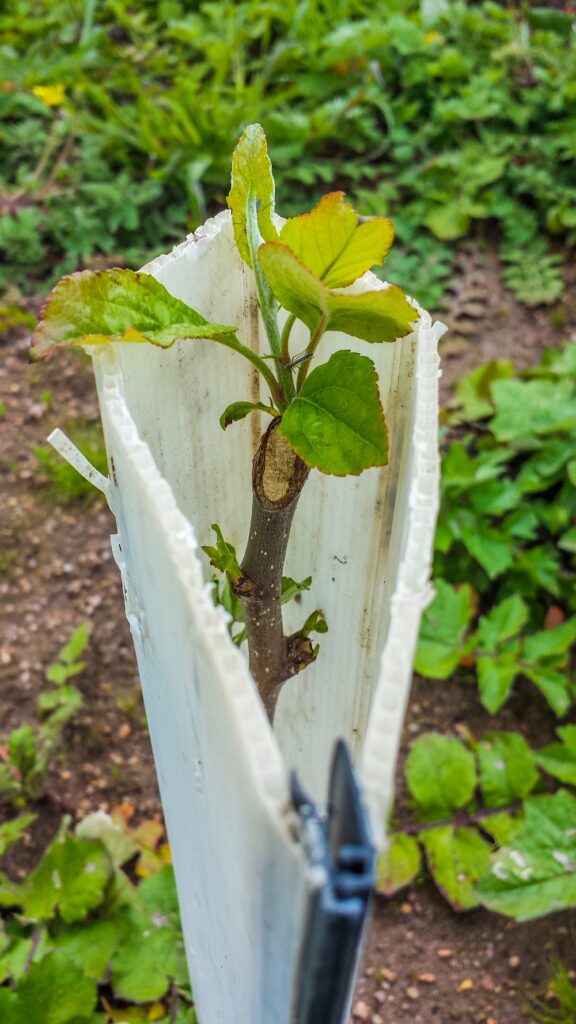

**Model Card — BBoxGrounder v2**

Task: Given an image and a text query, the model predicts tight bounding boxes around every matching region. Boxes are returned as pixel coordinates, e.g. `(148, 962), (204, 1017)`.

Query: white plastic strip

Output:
(47, 427), (110, 497)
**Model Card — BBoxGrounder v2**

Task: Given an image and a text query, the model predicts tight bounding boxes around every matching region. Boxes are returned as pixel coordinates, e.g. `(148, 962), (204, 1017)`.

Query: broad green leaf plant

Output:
(0, 814), (194, 1023)
(0, 624), (89, 807)
(377, 729), (576, 921)
(32, 124), (416, 718)
(416, 343), (576, 717)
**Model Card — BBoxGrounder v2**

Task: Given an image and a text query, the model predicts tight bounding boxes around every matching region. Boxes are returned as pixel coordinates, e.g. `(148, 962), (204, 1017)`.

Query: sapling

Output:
(31, 125), (416, 718)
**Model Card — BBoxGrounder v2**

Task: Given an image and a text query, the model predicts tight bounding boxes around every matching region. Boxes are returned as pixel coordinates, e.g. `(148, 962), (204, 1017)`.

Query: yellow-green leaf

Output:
(376, 833), (421, 895)
(327, 287), (416, 343)
(280, 191), (394, 288)
(30, 269), (238, 358)
(258, 241), (328, 332)
(258, 242), (415, 343)
(278, 350), (388, 476)
(227, 123), (278, 267)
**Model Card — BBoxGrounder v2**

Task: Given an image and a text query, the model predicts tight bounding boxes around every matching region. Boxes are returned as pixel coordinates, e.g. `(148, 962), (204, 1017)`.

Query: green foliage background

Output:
(1, 0), (574, 307)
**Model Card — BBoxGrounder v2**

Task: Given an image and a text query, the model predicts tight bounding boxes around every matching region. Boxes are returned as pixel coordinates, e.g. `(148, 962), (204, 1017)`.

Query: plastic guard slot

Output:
(291, 740), (375, 1024)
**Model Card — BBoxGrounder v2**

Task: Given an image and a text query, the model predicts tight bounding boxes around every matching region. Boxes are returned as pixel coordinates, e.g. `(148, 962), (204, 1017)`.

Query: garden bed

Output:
(1, 249), (574, 1022)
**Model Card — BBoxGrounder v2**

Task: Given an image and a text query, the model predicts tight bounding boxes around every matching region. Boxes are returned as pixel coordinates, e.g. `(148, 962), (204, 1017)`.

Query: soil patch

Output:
(1, 253), (575, 1022)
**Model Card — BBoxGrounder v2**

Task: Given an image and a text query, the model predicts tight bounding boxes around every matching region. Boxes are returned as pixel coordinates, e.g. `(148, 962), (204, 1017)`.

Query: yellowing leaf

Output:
(158, 843), (172, 864)
(258, 242), (327, 332)
(148, 1002), (166, 1020)
(258, 242), (415, 343)
(327, 287), (416, 343)
(32, 83), (66, 107)
(280, 191), (394, 288)
(376, 834), (421, 895)
(30, 269), (238, 358)
(227, 123), (278, 267)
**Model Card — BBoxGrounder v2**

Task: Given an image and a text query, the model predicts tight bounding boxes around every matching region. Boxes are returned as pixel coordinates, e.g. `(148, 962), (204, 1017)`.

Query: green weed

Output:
(0, 624), (89, 806)
(417, 343), (576, 715)
(0, 1), (574, 308)
(378, 727), (576, 922)
(528, 957), (576, 1023)
(0, 813), (195, 1022)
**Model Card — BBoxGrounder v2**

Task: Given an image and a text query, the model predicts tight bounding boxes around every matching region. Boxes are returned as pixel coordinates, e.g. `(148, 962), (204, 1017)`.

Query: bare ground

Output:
(1, 248), (575, 1023)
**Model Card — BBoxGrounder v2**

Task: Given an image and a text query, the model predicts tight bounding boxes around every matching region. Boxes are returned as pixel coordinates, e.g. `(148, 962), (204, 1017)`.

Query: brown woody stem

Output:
(236, 417), (313, 719)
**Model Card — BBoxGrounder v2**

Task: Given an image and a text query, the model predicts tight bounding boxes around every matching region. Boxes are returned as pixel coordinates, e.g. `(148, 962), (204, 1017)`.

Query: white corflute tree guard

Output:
(53, 210), (445, 1024)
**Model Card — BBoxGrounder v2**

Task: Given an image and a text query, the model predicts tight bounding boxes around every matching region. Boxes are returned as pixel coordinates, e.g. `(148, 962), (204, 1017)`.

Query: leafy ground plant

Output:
(1, 1), (575, 309)
(377, 730), (576, 922)
(0, 812), (194, 1024)
(0, 624), (89, 807)
(31, 124), (416, 718)
(416, 343), (576, 715)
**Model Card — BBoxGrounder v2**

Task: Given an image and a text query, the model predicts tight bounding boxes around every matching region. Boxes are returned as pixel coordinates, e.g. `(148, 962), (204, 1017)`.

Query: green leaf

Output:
(278, 350), (388, 476)
(280, 191), (394, 288)
(299, 608), (328, 636)
(280, 576), (312, 604)
(478, 732), (539, 807)
(201, 524), (242, 582)
(425, 204), (470, 240)
(451, 361), (514, 422)
(21, 834), (112, 924)
(536, 726), (576, 786)
(523, 619), (576, 663)
(469, 478), (521, 517)
(523, 668), (571, 717)
(14, 950), (98, 1024)
(0, 814), (35, 857)
(326, 287), (417, 344)
(54, 918), (118, 981)
(481, 811), (525, 846)
(476, 595), (529, 653)
(31, 270), (238, 358)
(476, 790), (576, 921)
(45, 664), (84, 685)
(490, 379), (576, 443)
(0, 872), (22, 908)
(38, 686), (82, 714)
(0, 989), (18, 1023)
(458, 521), (514, 578)
(406, 734), (477, 817)
(219, 401), (276, 430)
(139, 862), (182, 920)
(258, 242), (415, 341)
(376, 833), (421, 895)
(0, 930), (50, 984)
(8, 725), (38, 779)
(258, 241), (326, 333)
(477, 652), (520, 713)
(559, 526), (576, 553)
(112, 868), (188, 1002)
(420, 826), (491, 910)
(227, 123), (278, 267)
(57, 624), (90, 666)
(415, 580), (474, 679)
(515, 440), (572, 493)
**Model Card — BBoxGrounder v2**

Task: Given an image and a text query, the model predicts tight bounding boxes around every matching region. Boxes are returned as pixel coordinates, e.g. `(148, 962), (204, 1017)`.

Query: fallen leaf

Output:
(458, 978), (474, 991)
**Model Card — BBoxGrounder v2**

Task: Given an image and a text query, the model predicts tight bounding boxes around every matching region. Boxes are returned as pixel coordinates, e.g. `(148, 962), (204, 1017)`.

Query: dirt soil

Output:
(1, 249), (575, 1024)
